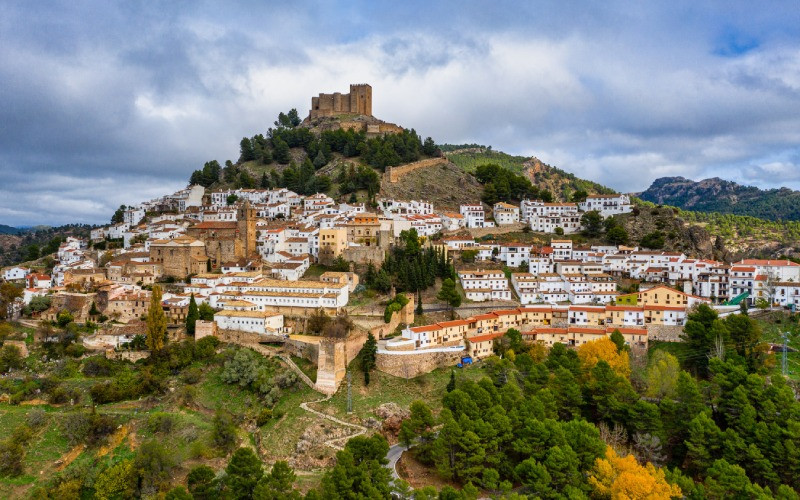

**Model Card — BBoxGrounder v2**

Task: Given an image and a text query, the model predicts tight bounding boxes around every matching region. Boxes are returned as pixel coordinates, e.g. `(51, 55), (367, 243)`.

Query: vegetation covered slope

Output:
(0, 225), (93, 268)
(443, 145), (615, 201)
(639, 176), (800, 222)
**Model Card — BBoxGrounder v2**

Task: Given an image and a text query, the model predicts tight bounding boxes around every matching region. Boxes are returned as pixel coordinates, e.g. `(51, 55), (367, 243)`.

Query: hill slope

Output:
(639, 176), (800, 222)
(443, 146), (615, 201)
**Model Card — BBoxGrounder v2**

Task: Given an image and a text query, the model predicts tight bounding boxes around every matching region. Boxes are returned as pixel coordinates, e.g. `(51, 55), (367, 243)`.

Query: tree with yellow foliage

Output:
(589, 446), (681, 500)
(146, 285), (167, 352)
(577, 337), (630, 378)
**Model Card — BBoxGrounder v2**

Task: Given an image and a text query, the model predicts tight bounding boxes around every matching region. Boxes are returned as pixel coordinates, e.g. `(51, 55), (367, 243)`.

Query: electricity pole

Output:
(346, 371), (352, 414)
(782, 331), (789, 377)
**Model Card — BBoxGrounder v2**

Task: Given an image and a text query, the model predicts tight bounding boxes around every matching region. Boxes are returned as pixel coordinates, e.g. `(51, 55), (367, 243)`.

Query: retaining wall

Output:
(376, 349), (462, 378)
(647, 324), (684, 342)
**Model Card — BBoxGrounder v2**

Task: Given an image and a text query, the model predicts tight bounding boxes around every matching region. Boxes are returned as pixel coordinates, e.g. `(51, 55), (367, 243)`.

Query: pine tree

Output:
(186, 294), (199, 336)
(415, 292), (423, 316)
(437, 278), (462, 319)
(146, 286), (167, 352)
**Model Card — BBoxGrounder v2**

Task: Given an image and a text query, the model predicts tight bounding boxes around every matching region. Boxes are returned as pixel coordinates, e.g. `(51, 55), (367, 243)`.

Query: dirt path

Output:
(299, 395), (366, 451)
(55, 444), (85, 471)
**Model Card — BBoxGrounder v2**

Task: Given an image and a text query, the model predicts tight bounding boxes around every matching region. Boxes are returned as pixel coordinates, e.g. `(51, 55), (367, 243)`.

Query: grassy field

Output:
(447, 150), (528, 174)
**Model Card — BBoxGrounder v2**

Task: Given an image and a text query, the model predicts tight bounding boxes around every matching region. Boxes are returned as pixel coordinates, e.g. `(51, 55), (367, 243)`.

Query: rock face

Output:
(619, 206), (720, 260)
(639, 176), (800, 222)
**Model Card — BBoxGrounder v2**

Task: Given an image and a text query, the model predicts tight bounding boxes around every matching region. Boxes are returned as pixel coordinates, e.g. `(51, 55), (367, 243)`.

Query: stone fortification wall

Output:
(285, 337), (320, 362)
(377, 350), (462, 379)
(342, 246), (385, 266)
(315, 340), (347, 394)
(195, 320), (217, 340)
(106, 350), (150, 362)
(386, 157), (449, 183)
(646, 324), (684, 342)
(310, 84), (372, 119)
(214, 328), (285, 345)
(370, 295), (415, 340)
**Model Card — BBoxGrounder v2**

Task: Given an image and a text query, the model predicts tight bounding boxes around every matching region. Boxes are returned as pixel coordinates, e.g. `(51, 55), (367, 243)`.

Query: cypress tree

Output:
(361, 333), (378, 385)
(186, 293), (199, 336)
(446, 370), (456, 392)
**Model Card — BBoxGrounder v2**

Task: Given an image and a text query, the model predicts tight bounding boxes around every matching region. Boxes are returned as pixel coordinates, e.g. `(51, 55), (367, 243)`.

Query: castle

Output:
(310, 84), (372, 119)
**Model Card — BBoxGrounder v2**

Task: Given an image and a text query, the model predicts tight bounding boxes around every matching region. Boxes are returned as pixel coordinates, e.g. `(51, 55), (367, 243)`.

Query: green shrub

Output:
(256, 408), (273, 427)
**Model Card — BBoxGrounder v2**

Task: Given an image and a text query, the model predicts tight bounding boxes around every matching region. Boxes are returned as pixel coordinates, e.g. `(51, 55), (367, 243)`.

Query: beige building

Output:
(346, 213), (382, 246)
(149, 235), (209, 278)
(319, 227), (348, 264)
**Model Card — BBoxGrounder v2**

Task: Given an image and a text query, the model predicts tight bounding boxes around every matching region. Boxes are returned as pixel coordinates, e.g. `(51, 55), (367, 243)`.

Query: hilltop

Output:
(639, 176), (800, 222)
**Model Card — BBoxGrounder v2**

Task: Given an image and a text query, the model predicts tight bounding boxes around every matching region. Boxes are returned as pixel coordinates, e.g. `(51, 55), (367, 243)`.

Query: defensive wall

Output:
(342, 246), (385, 266)
(386, 157), (450, 183)
(105, 350), (150, 362)
(376, 349), (462, 379)
(646, 324), (684, 342)
(369, 294), (415, 340)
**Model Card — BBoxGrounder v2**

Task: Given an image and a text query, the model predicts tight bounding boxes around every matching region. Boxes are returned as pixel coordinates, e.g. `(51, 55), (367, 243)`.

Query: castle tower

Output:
(349, 84), (372, 116)
(237, 200), (257, 258)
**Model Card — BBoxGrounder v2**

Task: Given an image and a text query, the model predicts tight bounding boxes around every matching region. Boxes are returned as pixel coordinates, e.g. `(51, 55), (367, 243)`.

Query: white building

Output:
(214, 310), (285, 335)
(458, 269), (512, 302)
(3, 266), (30, 281)
(492, 202), (520, 226)
(460, 204), (486, 228)
(578, 194), (632, 216)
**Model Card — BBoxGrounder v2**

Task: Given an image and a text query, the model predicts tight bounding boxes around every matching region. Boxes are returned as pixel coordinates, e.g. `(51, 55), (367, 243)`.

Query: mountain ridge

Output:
(639, 175), (800, 221)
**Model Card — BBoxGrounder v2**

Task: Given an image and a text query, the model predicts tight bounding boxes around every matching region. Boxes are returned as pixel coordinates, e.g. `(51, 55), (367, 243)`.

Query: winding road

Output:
(386, 443), (405, 479)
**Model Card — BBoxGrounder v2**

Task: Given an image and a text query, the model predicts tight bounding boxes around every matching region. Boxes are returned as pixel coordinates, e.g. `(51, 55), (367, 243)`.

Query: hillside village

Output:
(1, 84), (800, 498)
(4, 133), (799, 383)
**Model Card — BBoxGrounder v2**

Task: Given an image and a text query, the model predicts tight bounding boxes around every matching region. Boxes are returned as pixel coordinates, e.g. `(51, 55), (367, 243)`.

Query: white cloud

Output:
(2, 2), (800, 225)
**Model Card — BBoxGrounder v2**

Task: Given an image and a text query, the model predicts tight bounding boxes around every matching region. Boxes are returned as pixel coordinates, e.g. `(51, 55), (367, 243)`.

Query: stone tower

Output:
(237, 200), (257, 258)
(349, 84), (372, 116)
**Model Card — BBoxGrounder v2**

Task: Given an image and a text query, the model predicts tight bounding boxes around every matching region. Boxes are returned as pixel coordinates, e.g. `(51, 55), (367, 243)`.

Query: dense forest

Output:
(188, 109), (438, 195)
(640, 176), (800, 222)
(397, 306), (800, 498)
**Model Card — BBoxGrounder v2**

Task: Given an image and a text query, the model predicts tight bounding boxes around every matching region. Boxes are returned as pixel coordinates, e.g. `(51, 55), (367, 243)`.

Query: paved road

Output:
(386, 443), (405, 480)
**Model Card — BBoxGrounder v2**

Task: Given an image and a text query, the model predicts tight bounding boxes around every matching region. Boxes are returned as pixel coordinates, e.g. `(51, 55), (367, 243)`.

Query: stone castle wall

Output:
(646, 324), (684, 342)
(376, 350), (462, 379)
(342, 246), (385, 266)
(310, 84), (372, 119)
(386, 157), (449, 183)
(370, 295), (415, 340)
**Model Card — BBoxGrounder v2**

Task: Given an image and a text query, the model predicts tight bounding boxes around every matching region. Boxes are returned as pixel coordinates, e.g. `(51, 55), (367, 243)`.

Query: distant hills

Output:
(0, 224), (24, 235)
(638, 176), (800, 222)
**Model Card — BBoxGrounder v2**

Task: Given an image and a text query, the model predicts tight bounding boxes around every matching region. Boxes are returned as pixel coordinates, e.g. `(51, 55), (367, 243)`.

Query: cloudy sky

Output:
(2, 1), (800, 226)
